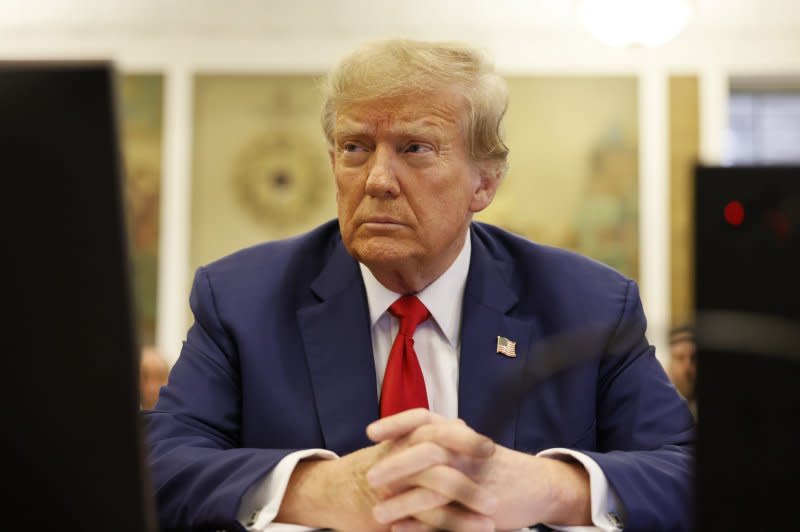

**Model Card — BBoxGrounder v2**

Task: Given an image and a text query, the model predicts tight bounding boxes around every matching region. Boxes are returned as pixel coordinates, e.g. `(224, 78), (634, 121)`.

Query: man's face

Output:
(140, 352), (169, 410)
(331, 91), (497, 291)
(668, 338), (697, 400)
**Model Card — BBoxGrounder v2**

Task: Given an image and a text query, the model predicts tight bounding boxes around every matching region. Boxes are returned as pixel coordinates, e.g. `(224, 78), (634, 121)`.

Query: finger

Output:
(413, 504), (495, 532)
(390, 519), (434, 532)
(367, 441), (451, 487)
(407, 420), (495, 458)
(413, 464), (497, 516)
(367, 408), (444, 442)
(374, 464), (497, 517)
(373, 487), (449, 524)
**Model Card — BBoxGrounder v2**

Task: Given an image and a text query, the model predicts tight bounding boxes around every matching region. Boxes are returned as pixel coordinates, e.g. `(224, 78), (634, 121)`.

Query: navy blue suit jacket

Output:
(146, 220), (694, 531)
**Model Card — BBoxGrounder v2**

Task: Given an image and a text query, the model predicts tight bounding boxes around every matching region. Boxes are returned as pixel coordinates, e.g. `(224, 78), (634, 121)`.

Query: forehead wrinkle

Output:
(391, 118), (448, 140)
(334, 92), (470, 150)
(335, 114), (450, 142)
(334, 116), (374, 137)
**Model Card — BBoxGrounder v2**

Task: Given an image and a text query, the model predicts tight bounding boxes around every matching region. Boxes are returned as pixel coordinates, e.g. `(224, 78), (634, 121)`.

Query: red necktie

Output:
(379, 295), (431, 418)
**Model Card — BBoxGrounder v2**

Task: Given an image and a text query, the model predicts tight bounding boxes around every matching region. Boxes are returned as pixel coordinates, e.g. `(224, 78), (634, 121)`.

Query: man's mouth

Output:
(363, 216), (403, 225)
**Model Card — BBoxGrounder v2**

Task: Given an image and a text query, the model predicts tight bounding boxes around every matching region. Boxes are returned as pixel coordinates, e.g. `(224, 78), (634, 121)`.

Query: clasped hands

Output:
(277, 408), (590, 531)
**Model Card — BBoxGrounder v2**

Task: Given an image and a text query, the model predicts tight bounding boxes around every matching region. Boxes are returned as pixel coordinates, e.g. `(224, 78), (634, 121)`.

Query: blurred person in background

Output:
(668, 324), (698, 420)
(139, 345), (169, 410)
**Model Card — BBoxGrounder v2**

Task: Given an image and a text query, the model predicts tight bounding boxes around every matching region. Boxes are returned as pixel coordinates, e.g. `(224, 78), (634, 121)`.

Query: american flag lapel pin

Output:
(496, 336), (517, 357)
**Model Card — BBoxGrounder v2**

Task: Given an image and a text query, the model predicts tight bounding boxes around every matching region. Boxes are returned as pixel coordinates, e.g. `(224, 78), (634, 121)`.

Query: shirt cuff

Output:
(536, 448), (625, 532)
(237, 449), (339, 531)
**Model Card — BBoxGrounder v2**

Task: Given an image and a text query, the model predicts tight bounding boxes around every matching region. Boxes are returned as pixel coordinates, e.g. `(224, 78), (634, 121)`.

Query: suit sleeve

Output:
(144, 267), (298, 531)
(582, 280), (695, 532)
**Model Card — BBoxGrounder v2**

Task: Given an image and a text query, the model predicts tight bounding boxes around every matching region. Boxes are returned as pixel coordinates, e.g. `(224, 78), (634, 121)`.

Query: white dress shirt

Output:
(238, 231), (624, 531)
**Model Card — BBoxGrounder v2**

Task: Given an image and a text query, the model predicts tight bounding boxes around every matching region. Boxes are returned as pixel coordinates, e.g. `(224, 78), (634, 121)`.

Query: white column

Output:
(700, 68), (729, 165)
(638, 67), (670, 367)
(156, 66), (193, 367)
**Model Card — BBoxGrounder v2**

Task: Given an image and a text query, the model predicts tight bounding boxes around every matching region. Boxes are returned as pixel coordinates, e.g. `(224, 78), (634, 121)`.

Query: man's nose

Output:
(365, 145), (400, 198)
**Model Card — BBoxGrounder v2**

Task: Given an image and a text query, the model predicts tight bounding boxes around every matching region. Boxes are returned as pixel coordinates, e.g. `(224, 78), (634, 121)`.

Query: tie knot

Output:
(389, 295), (430, 336)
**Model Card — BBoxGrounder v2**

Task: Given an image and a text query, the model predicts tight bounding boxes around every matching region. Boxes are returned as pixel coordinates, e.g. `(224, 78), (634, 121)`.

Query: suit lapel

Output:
(297, 240), (377, 455)
(458, 226), (542, 449)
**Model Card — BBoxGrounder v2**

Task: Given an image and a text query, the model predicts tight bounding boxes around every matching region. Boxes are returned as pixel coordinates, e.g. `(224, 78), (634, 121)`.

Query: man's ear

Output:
(469, 161), (503, 213)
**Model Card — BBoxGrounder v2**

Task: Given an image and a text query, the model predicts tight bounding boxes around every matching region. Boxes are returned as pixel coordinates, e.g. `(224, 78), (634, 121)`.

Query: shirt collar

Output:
(359, 229), (471, 349)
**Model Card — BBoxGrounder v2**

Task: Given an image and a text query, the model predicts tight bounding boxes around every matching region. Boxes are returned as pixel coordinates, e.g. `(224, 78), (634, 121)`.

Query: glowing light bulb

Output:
(576, 0), (693, 48)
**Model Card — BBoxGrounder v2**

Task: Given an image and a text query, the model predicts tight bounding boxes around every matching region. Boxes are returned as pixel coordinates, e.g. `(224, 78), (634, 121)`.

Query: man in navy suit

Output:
(146, 39), (694, 531)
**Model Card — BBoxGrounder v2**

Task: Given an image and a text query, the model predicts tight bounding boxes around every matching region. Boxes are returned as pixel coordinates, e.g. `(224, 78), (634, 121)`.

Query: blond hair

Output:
(321, 39), (509, 174)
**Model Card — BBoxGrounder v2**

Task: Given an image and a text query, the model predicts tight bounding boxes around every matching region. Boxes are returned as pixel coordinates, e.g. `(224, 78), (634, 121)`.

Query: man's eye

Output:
(405, 143), (432, 154)
(342, 142), (363, 152)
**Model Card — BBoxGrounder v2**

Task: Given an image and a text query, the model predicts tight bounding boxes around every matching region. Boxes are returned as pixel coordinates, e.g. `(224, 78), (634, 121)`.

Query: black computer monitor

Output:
(694, 165), (800, 530)
(1, 62), (158, 531)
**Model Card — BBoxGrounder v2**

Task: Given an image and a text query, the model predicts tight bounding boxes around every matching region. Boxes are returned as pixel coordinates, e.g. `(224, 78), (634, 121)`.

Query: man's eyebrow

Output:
(335, 120), (446, 140)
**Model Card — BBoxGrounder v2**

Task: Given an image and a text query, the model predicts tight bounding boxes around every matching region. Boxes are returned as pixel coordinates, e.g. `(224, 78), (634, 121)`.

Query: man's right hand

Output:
(275, 440), (395, 531)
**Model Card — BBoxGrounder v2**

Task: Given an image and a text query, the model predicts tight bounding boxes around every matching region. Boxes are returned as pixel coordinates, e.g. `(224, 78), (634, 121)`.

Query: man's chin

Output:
(346, 238), (417, 268)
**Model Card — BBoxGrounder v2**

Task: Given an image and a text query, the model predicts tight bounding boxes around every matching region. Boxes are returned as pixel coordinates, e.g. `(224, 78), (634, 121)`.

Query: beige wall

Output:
(669, 76), (700, 328)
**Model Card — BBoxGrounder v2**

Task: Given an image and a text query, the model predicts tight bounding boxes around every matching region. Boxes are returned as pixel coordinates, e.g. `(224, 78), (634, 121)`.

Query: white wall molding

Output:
(700, 67), (730, 165)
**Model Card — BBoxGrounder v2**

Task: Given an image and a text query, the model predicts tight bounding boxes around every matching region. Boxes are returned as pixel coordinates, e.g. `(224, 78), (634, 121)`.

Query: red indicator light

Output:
(724, 200), (745, 226)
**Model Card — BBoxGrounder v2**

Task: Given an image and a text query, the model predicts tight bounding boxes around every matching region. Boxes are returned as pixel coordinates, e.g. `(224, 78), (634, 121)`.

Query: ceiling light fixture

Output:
(576, 0), (694, 48)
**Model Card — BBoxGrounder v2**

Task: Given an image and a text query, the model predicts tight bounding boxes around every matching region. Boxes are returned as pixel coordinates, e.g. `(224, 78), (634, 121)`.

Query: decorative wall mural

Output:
(191, 75), (336, 272)
(118, 73), (163, 346)
(478, 76), (640, 281)
(232, 130), (328, 229)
